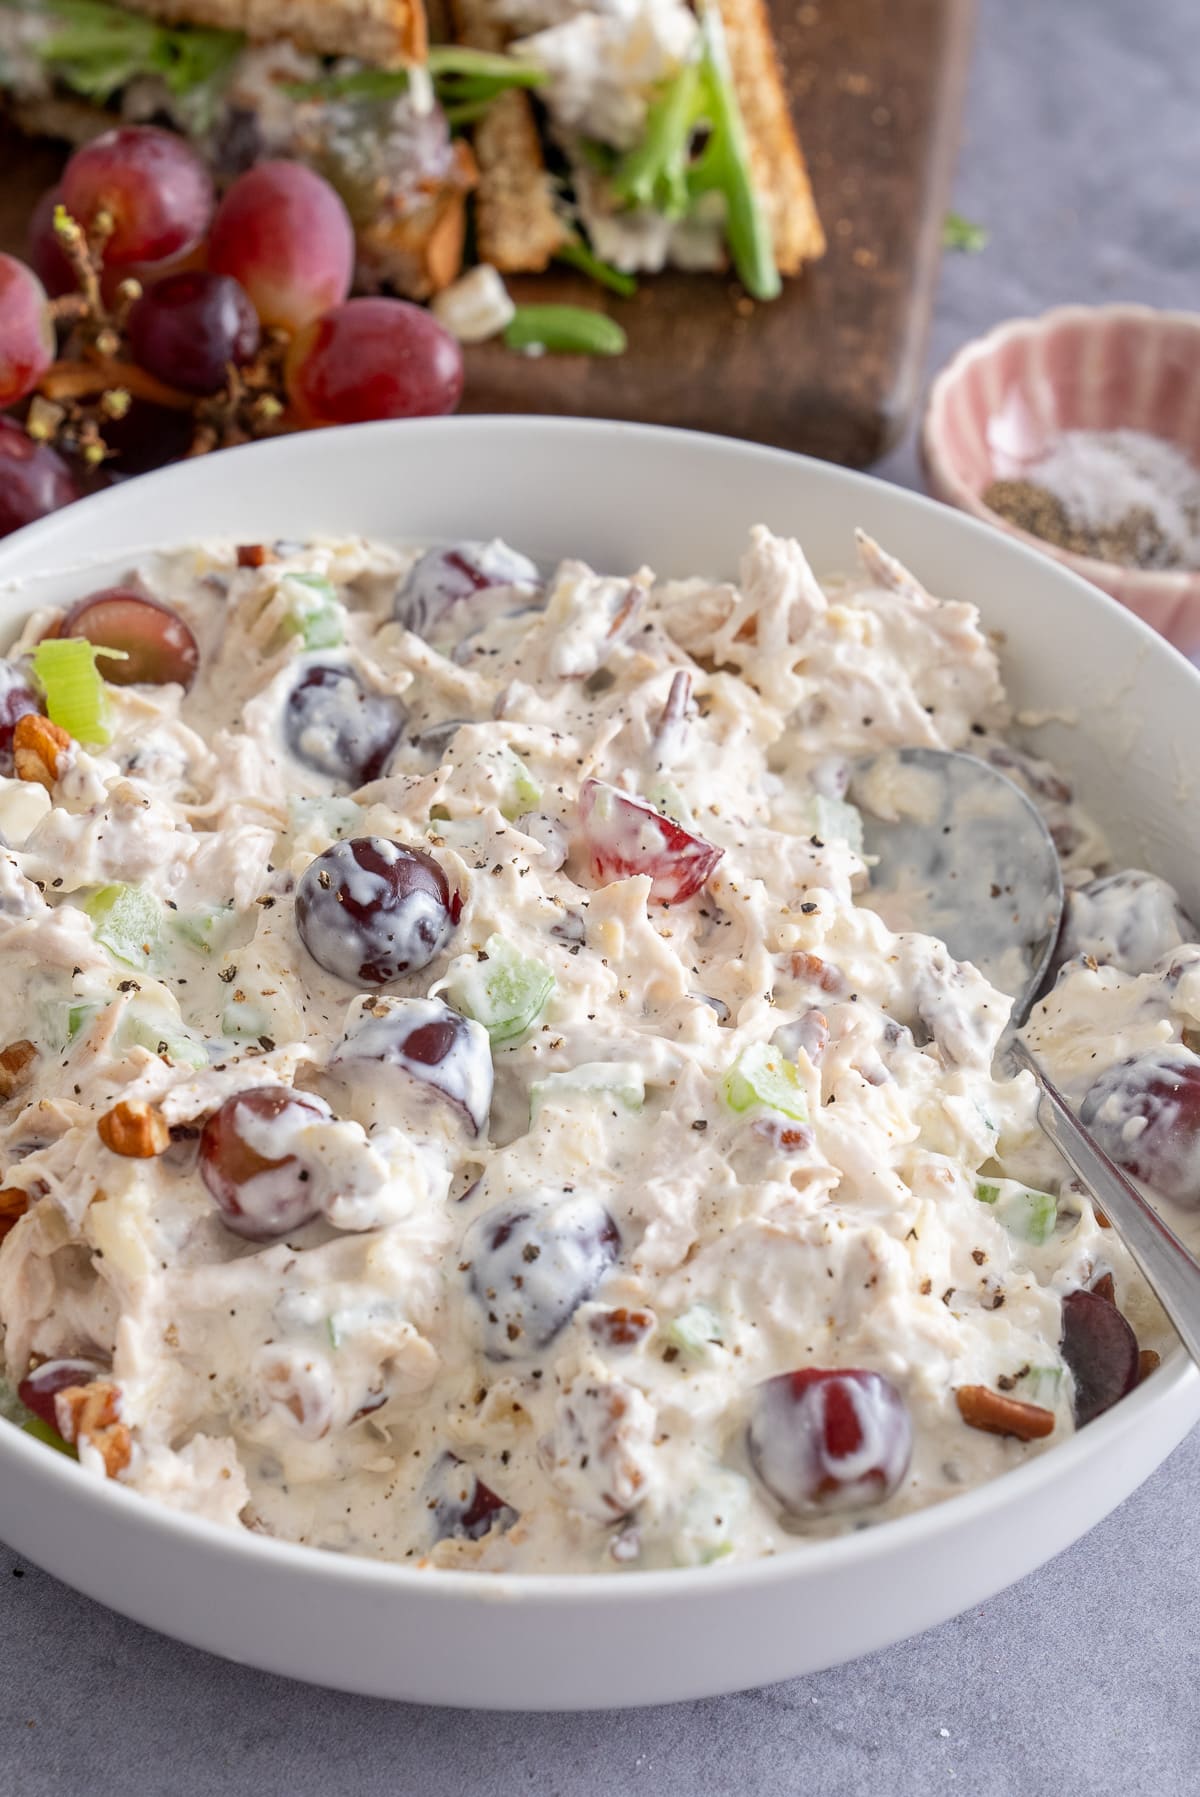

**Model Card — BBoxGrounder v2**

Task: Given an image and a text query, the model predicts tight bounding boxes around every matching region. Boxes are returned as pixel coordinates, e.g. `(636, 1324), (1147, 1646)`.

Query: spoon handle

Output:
(1012, 1040), (1200, 1367)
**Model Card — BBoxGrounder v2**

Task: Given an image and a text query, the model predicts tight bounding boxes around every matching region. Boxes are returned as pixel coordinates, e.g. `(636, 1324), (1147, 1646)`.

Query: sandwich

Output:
(0, 0), (824, 306)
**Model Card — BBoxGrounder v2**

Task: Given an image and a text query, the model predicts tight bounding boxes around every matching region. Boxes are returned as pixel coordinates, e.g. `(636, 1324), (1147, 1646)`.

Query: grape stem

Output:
(608, 4), (781, 303)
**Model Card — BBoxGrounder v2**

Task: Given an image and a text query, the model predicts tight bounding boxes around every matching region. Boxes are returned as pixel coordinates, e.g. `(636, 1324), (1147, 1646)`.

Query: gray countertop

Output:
(3, 0), (1198, 1789)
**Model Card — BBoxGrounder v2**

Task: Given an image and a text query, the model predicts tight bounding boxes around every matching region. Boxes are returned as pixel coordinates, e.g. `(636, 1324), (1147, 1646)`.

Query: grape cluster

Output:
(0, 128), (466, 540)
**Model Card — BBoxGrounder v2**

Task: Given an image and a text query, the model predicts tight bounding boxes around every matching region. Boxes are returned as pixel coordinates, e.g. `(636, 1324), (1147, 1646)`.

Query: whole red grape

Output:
(62, 126), (214, 267)
(128, 270), (259, 395)
(1079, 1046), (1200, 1204)
(747, 1368), (912, 1514)
(0, 255), (55, 408)
(199, 1086), (331, 1240)
(26, 186), (76, 298)
(207, 161), (354, 332)
(0, 419), (80, 540)
(295, 837), (461, 984)
(285, 299), (464, 427)
(1059, 1288), (1139, 1427)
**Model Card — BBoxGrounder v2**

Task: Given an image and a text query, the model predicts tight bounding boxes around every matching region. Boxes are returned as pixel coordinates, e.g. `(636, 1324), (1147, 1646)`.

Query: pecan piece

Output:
(56, 1378), (131, 1478)
(1138, 1349), (1161, 1383)
(13, 713), (71, 790)
(97, 1099), (170, 1158)
(589, 1306), (655, 1348)
(236, 543), (277, 569)
(1091, 1271), (1116, 1306)
(0, 1039), (37, 1100)
(955, 1384), (1056, 1441)
(790, 951), (843, 995)
(0, 1186), (29, 1243)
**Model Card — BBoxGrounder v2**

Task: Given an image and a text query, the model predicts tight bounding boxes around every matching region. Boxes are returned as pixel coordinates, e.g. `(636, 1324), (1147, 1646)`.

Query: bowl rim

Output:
(0, 412), (1195, 1605)
(921, 301), (1200, 596)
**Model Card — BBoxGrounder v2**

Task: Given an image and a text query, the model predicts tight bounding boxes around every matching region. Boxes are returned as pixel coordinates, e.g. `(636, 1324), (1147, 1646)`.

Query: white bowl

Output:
(0, 418), (1196, 1710)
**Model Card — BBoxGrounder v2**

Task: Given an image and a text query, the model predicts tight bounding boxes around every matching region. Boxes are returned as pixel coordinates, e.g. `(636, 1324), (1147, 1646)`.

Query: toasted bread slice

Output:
(713, 0), (824, 272)
(121, 0), (426, 67)
(449, 0), (566, 273)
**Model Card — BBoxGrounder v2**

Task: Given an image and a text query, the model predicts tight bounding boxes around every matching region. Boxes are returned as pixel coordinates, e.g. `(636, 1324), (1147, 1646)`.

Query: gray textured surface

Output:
(3, 0), (1198, 1789)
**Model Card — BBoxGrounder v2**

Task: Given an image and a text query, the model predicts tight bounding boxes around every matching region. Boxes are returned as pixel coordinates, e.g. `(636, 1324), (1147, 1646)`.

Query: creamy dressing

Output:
(0, 526), (1177, 1574)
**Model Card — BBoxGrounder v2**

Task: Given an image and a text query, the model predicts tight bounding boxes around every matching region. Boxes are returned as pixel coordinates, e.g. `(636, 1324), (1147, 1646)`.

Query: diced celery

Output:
(802, 793), (864, 852)
(673, 1467), (751, 1568)
(222, 995), (272, 1040)
(21, 1415), (76, 1458)
(445, 934), (554, 1044)
(723, 1042), (807, 1121)
(1019, 1365), (1064, 1407)
(531, 1061), (645, 1117)
(83, 883), (161, 971)
(67, 1001), (100, 1040)
(32, 637), (115, 744)
(120, 1006), (209, 1067)
(326, 1315), (341, 1351)
(488, 745), (541, 821)
(287, 794), (362, 841)
(169, 904), (237, 954)
(975, 1177), (1058, 1246)
(280, 572), (345, 650)
(664, 1302), (724, 1355)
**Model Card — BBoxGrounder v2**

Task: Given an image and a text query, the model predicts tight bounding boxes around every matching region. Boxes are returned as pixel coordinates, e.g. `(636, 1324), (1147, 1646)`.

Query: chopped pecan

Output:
(790, 951), (843, 995)
(1138, 1349), (1161, 1383)
(236, 543), (277, 569)
(1094, 1205), (1111, 1229)
(55, 1379), (131, 1478)
(955, 1384), (1056, 1441)
(97, 1099), (170, 1158)
(1091, 1271), (1116, 1306)
(589, 1306), (655, 1348)
(13, 713), (71, 790)
(0, 1039), (37, 1100)
(0, 1186), (29, 1243)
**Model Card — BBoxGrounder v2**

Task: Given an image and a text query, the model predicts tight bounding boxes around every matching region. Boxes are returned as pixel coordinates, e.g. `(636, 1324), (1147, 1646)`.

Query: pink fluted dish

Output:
(921, 305), (1200, 656)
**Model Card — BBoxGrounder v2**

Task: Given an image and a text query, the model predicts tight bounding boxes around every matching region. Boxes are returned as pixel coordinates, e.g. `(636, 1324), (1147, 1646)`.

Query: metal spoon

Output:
(858, 746), (1200, 1367)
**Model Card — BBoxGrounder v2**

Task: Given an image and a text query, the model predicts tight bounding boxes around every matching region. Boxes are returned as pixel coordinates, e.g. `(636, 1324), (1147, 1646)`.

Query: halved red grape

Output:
(748, 1368), (912, 1514)
(0, 420), (80, 541)
(460, 1193), (621, 1360)
(0, 254), (55, 408)
(332, 996), (493, 1133)
(26, 186), (76, 299)
(0, 660), (38, 775)
(1079, 1047), (1200, 1204)
(58, 588), (200, 688)
(199, 1086), (331, 1240)
(61, 127), (214, 267)
(207, 161), (353, 332)
(285, 298), (464, 427)
(284, 664), (406, 787)
(395, 542), (542, 643)
(427, 1451), (518, 1543)
(1059, 870), (1196, 976)
(1059, 1288), (1140, 1427)
(578, 778), (724, 905)
(18, 1357), (108, 1432)
(127, 270), (259, 396)
(295, 837), (461, 985)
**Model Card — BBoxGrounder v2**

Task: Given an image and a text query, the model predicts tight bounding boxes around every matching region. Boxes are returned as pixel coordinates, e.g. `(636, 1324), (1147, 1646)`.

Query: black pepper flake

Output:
(662, 1346), (679, 1363)
(809, 834), (825, 849)
(218, 966), (237, 984)
(258, 1036), (276, 1052)
(801, 901), (818, 914)
(691, 1119), (708, 1132)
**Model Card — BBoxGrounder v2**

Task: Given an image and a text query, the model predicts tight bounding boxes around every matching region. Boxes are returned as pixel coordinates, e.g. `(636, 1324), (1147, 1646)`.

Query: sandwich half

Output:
(454, 0), (825, 289)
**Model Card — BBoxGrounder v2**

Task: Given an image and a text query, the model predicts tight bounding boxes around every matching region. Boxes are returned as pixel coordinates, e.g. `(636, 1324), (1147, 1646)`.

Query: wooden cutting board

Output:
(0, 0), (972, 467)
